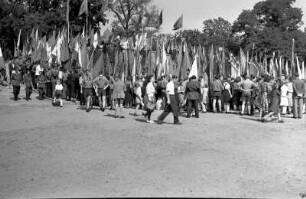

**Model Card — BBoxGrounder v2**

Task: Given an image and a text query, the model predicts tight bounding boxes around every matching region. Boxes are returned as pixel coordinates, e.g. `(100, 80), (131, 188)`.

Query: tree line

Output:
(0, 0), (305, 62)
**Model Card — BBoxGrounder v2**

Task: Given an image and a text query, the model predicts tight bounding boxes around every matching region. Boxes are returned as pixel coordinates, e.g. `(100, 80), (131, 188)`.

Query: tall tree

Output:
(109, 0), (160, 37)
(232, 0), (306, 59)
(202, 17), (232, 47)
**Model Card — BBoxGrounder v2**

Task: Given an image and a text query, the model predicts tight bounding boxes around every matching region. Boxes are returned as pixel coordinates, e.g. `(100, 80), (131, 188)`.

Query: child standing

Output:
(280, 79), (289, 115)
(112, 74), (126, 118)
(53, 80), (63, 107)
(134, 82), (143, 116)
(201, 84), (209, 113)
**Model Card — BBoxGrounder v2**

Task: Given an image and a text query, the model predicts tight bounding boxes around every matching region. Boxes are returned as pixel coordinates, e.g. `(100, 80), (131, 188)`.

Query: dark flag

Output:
(173, 14), (183, 30)
(157, 11), (163, 28)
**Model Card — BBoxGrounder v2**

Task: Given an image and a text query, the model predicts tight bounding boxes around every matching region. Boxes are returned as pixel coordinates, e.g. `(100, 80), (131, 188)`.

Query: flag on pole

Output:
(157, 10), (163, 28)
(17, 29), (22, 50)
(173, 15), (183, 30)
(0, 47), (5, 70)
(209, 45), (214, 86)
(240, 48), (247, 76)
(189, 54), (198, 78)
(78, 0), (88, 16)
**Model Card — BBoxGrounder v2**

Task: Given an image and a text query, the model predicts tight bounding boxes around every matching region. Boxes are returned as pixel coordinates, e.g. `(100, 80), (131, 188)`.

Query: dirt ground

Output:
(0, 85), (306, 198)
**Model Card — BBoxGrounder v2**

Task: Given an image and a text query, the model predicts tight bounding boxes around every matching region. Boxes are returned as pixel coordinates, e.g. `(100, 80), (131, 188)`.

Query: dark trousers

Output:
(62, 81), (67, 99)
(293, 97), (303, 118)
(187, 99), (199, 118)
(25, 86), (32, 99)
(67, 82), (76, 100)
(13, 85), (20, 100)
(38, 87), (45, 99)
(46, 82), (52, 98)
(158, 95), (179, 123)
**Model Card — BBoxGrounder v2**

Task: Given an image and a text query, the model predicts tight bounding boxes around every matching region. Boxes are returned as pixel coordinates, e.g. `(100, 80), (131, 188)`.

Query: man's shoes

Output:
(186, 115), (191, 118)
(147, 120), (154, 123)
(86, 108), (91, 112)
(120, 116), (125, 119)
(155, 120), (163, 125)
(174, 122), (183, 125)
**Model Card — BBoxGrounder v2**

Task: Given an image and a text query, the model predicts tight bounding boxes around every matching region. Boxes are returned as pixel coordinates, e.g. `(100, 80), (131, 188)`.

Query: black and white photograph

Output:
(0, 0), (306, 198)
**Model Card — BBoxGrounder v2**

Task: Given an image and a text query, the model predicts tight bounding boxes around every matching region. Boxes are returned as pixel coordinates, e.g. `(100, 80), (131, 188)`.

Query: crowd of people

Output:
(4, 58), (306, 125)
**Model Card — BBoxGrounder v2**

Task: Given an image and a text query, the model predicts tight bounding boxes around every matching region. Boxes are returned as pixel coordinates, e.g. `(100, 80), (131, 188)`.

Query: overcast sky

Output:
(154, 0), (306, 33)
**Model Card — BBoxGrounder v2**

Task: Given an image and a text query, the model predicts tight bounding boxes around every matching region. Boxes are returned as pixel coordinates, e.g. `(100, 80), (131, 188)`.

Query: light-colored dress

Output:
(287, 82), (293, 107)
(280, 84), (288, 106)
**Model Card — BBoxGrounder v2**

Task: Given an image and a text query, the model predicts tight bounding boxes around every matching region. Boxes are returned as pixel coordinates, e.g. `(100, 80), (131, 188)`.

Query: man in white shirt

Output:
(156, 75), (182, 125)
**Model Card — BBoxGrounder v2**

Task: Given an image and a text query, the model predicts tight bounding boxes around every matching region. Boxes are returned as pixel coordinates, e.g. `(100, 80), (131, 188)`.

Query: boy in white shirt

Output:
(53, 80), (63, 107)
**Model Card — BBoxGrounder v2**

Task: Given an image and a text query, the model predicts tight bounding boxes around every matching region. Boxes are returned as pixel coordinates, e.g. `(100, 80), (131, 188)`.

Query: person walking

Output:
(11, 68), (22, 101)
(185, 75), (201, 118)
(81, 70), (93, 112)
(23, 69), (34, 100)
(156, 75), (182, 125)
(143, 75), (156, 123)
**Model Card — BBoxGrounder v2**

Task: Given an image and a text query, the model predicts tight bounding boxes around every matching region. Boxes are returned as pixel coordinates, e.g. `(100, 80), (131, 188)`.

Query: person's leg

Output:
(158, 103), (171, 122)
(241, 99), (246, 115)
(298, 98), (303, 118)
(135, 104), (139, 115)
(212, 97), (217, 112)
(186, 99), (192, 117)
(120, 99), (124, 118)
(25, 87), (29, 100)
(217, 98), (222, 112)
(194, 100), (199, 118)
(293, 97), (298, 118)
(86, 96), (91, 111)
(13, 85), (17, 100)
(102, 95), (106, 110)
(147, 110), (152, 121)
(247, 99), (251, 115)
(114, 99), (119, 117)
(170, 97), (180, 124)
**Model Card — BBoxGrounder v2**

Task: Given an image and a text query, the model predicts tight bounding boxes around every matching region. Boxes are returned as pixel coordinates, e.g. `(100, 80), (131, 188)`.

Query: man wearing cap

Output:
(156, 75), (182, 125)
(11, 68), (23, 101)
(93, 72), (109, 111)
(186, 75), (201, 118)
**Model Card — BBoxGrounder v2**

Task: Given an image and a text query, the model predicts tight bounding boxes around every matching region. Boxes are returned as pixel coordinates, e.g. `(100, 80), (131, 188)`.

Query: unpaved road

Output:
(0, 85), (306, 198)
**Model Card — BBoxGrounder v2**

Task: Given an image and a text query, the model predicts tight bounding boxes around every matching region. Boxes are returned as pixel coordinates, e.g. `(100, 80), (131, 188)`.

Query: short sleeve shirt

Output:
(166, 81), (175, 95)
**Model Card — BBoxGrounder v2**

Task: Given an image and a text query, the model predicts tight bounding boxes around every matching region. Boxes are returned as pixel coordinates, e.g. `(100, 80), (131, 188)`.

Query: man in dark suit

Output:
(186, 75), (201, 118)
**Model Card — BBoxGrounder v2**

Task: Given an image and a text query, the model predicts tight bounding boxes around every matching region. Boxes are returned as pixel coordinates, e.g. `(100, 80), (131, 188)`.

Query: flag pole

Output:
(67, 0), (70, 44)
(291, 38), (295, 76)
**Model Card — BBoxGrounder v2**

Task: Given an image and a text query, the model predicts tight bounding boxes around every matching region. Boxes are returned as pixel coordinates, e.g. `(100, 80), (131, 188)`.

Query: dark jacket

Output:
(292, 79), (305, 98)
(11, 72), (22, 86)
(186, 80), (201, 100)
